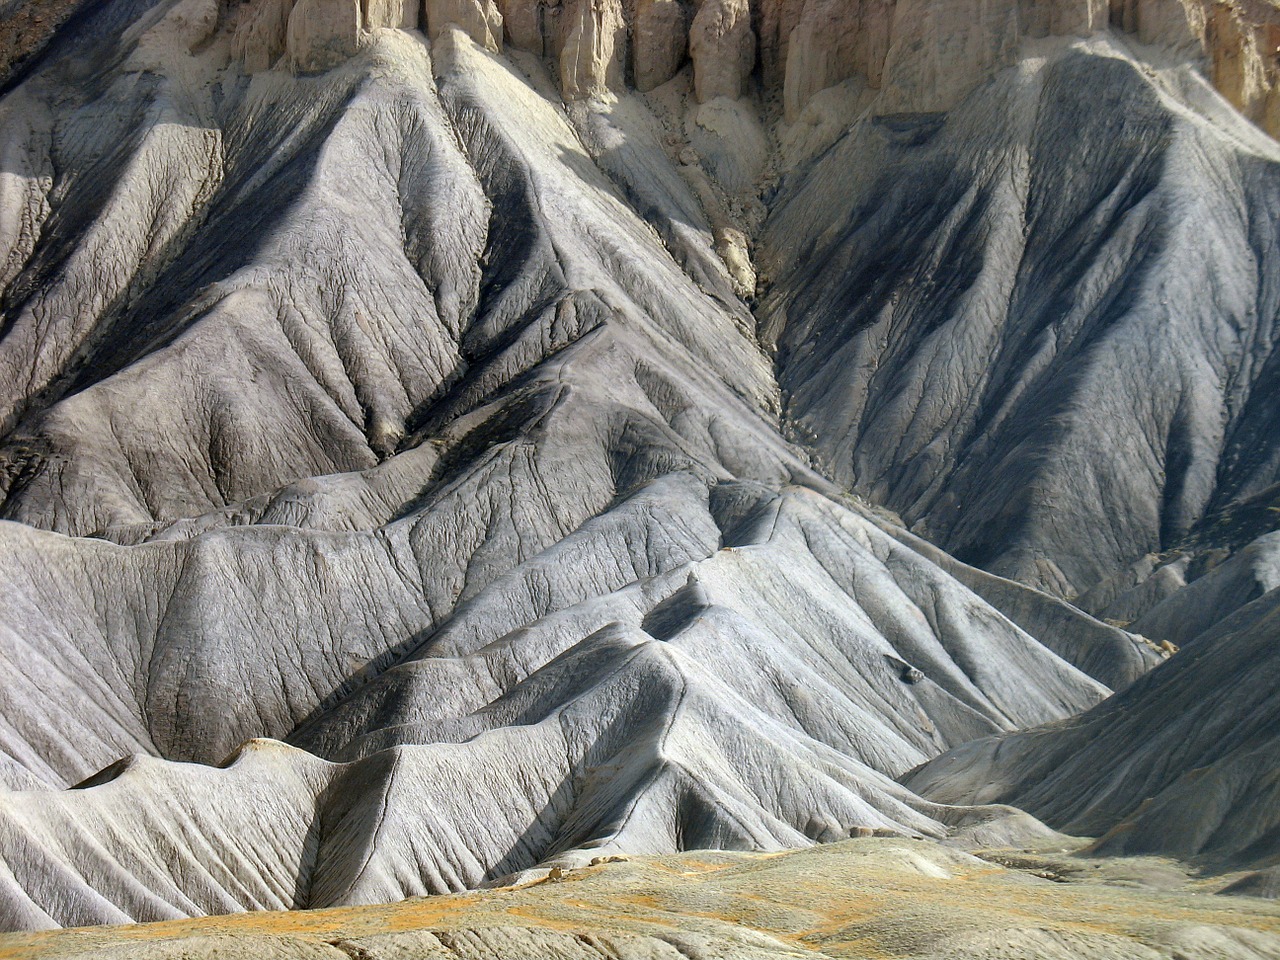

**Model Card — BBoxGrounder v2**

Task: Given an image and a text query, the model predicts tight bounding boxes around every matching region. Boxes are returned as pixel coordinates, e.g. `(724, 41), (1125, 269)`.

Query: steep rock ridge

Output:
(0, 504), (1104, 928)
(0, 0), (1277, 935)
(198, 0), (1280, 615)
(906, 584), (1280, 871)
(0, 463), (1126, 922)
(760, 35), (1280, 597)
(689, 0), (755, 102)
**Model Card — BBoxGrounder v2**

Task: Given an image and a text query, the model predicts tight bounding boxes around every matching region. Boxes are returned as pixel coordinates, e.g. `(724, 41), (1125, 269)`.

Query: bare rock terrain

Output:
(0, 0), (1278, 947)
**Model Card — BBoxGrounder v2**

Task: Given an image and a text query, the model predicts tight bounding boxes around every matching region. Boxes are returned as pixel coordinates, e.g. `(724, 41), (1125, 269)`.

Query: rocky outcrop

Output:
(365, 0), (419, 29)
(132, 0), (222, 62)
(209, 0), (1280, 134)
(1105, 1), (1280, 138)
(1111, 0), (1207, 47)
(1198, 2), (1280, 137)
(495, 0), (546, 53)
(782, 0), (888, 120)
(689, 0), (755, 102)
(425, 0), (502, 49)
(559, 0), (625, 98)
(234, 0), (499, 72)
(234, 0), (294, 71)
(287, 0), (363, 71)
(5, 0), (1280, 936)
(0, 3), (1192, 929)
(871, 0), (1109, 114)
(562, 0), (1280, 127)
(633, 0), (687, 92)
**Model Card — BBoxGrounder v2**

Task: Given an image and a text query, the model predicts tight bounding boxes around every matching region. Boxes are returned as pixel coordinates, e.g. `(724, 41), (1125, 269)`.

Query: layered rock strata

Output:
(82, 0), (1280, 138)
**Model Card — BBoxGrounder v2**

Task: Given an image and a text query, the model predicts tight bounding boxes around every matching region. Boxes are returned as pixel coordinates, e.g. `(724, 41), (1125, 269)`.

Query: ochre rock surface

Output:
(286, 0), (363, 71)
(633, 0), (687, 91)
(559, 0), (626, 99)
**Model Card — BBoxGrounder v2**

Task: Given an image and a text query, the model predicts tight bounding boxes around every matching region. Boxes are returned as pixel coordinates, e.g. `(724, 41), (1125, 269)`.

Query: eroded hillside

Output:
(0, 0), (1277, 940)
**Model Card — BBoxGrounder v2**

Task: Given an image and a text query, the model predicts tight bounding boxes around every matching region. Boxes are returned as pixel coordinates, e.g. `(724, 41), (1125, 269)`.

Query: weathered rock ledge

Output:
(220, 0), (1280, 133)
(4, 1), (1280, 134)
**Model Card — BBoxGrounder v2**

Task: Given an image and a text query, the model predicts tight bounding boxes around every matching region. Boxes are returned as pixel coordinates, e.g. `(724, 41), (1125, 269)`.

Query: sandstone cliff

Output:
(164, 0), (1280, 134)
(4, 0), (1267, 135)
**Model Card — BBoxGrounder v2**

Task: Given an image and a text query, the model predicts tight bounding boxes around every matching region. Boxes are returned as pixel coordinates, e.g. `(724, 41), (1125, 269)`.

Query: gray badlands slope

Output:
(760, 39), (1280, 597)
(0, 0), (1277, 938)
(907, 583), (1280, 883)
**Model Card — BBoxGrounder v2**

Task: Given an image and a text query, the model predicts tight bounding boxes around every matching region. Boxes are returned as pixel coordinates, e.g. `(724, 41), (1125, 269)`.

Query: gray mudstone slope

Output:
(0, 0), (1272, 935)
(760, 36), (1280, 598)
(907, 584), (1280, 872)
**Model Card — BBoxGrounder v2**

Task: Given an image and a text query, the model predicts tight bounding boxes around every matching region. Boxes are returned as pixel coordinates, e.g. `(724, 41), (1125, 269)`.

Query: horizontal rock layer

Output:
(325, 0), (1280, 131)
(12, 0), (1267, 136)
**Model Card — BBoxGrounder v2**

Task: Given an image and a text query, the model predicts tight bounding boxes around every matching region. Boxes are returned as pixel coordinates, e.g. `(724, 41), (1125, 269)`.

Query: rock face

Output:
(781, 0), (885, 121)
(872, 0), (1109, 114)
(907, 584), (1280, 870)
(559, 0), (625, 99)
(1201, 1), (1280, 136)
(60, 0), (1280, 128)
(287, 0), (363, 71)
(632, 0), (686, 92)
(234, 0), (295, 70)
(0, 0), (1279, 938)
(689, 0), (756, 102)
(365, 0), (419, 30)
(760, 35), (1280, 597)
(425, 0), (502, 49)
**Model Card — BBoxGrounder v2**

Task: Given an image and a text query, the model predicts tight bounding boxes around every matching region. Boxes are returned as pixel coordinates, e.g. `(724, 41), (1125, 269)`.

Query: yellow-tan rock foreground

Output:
(2, 839), (1278, 959)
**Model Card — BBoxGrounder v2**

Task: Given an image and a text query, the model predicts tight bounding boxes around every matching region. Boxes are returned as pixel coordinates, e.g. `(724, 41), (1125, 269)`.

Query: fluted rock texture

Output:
(31, 0), (1265, 130)
(759, 33), (1280, 596)
(907, 583), (1280, 870)
(0, 0), (1279, 939)
(5, 0), (1280, 127)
